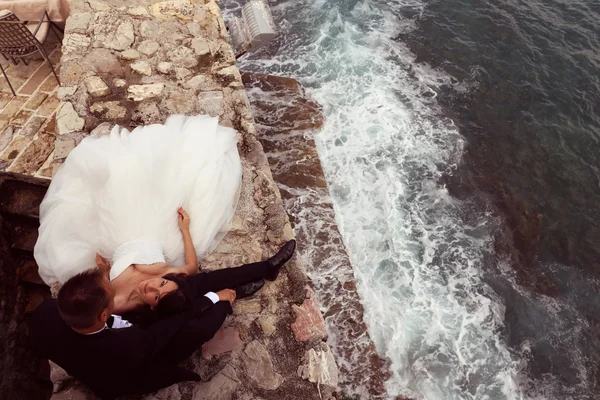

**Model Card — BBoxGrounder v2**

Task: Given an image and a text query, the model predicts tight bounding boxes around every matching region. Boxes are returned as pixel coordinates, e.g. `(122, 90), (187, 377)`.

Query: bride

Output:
(34, 115), (243, 314)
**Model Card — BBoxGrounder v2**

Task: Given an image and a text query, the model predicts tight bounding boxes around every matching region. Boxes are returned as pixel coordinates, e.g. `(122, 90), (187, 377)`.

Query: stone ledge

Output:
(47, 1), (339, 399)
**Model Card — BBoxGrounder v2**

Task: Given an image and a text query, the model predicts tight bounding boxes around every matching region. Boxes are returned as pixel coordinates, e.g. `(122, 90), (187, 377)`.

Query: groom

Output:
(30, 239), (296, 399)
(29, 268), (234, 399)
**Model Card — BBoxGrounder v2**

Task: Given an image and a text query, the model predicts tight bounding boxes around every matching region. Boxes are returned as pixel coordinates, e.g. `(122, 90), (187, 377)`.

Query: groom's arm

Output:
(116, 314), (187, 366)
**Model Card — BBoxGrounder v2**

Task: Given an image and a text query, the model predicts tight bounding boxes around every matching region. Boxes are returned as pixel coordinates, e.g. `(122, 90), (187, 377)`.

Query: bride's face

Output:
(139, 277), (178, 307)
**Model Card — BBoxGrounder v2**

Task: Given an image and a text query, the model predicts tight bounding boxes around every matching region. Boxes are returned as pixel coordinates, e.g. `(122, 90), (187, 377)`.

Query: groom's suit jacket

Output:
(29, 298), (218, 399)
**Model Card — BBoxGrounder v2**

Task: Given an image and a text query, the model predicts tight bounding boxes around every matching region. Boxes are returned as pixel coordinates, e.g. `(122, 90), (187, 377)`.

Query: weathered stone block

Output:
(0, 126), (14, 153)
(120, 49), (140, 60)
(62, 33), (91, 53)
(102, 21), (135, 51)
(82, 49), (123, 75)
(140, 20), (160, 37)
(127, 84), (165, 101)
(182, 75), (220, 91)
(90, 101), (127, 119)
(137, 40), (160, 57)
(168, 46), (197, 68)
(57, 86), (76, 100)
(113, 79), (127, 88)
(0, 134), (27, 163)
(8, 132), (55, 175)
(243, 340), (283, 390)
(258, 318), (276, 336)
(191, 37), (210, 57)
(60, 62), (85, 85)
(297, 343), (339, 388)
(233, 298), (262, 315)
(65, 12), (92, 32)
(201, 327), (243, 360)
(56, 102), (84, 134)
(87, 0), (110, 11)
(173, 68), (192, 82)
(54, 138), (75, 160)
(191, 364), (240, 400)
(83, 76), (111, 98)
(161, 91), (194, 114)
(131, 61), (152, 76)
(149, 0), (195, 20)
(128, 6), (149, 16)
(24, 92), (48, 110)
(19, 116), (46, 137)
(157, 62), (173, 74)
(91, 122), (112, 137)
(197, 90), (224, 117)
(131, 102), (161, 125)
(290, 286), (327, 342)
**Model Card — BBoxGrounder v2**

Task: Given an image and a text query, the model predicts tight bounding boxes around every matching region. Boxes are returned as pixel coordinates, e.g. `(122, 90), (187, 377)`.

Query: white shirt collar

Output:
(83, 324), (108, 335)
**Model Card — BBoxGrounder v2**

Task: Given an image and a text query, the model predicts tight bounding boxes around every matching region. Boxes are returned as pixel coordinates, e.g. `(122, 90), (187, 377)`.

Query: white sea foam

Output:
(224, 0), (537, 398)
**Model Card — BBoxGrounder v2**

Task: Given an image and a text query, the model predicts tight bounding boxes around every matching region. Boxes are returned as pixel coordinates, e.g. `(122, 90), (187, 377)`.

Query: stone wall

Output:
(48, 0), (338, 399)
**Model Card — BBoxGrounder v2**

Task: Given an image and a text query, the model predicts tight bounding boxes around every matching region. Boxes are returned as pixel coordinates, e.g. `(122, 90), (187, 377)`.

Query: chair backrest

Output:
(0, 12), (39, 57)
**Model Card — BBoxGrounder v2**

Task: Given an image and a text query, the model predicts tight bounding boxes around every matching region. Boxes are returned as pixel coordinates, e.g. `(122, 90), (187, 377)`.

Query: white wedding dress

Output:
(34, 115), (242, 285)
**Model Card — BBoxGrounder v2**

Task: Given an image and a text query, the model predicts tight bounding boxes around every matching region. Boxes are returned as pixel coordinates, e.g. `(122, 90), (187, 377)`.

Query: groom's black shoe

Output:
(266, 239), (296, 281)
(236, 280), (265, 300)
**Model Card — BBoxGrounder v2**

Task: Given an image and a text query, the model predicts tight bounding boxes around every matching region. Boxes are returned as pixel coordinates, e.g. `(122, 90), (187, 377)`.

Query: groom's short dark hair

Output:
(57, 268), (110, 329)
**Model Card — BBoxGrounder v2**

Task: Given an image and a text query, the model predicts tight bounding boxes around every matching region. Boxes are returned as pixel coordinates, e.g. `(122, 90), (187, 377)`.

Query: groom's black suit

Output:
(30, 260), (272, 399)
(30, 298), (231, 399)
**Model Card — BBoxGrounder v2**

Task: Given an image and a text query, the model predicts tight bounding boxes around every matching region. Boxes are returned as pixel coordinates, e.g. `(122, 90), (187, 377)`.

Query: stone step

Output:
(0, 175), (48, 219)
(3, 214), (39, 253)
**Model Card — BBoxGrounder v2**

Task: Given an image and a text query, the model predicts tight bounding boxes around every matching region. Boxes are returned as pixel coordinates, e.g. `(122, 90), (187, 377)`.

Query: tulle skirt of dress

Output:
(34, 115), (242, 285)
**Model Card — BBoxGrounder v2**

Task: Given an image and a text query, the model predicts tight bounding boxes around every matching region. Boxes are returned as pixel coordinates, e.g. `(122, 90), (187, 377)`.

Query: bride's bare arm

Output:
(178, 207), (198, 275)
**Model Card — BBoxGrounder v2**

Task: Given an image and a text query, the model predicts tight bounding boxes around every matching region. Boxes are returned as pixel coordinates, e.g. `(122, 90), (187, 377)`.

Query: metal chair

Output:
(0, 10), (62, 96)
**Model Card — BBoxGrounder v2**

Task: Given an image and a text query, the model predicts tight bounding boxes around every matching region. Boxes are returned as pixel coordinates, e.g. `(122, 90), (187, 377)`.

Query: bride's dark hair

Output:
(155, 273), (192, 318)
(121, 273), (193, 325)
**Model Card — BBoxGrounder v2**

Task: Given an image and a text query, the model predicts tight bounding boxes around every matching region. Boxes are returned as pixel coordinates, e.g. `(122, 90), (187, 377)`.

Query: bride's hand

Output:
(178, 207), (191, 231)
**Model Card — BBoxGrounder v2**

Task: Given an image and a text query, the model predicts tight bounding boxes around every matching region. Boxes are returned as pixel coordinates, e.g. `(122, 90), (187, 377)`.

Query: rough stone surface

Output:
(62, 33), (91, 53)
(65, 12), (92, 32)
(56, 102), (84, 134)
(127, 84), (165, 101)
(197, 90), (224, 117)
(90, 122), (112, 137)
(120, 49), (141, 61)
(290, 286), (327, 342)
(131, 61), (153, 76)
(102, 21), (135, 51)
(90, 101), (127, 119)
(191, 37), (210, 57)
(140, 20), (160, 37)
(82, 49), (123, 74)
(243, 340), (283, 390)
(191, 364), (240, 400)
(83, 76), (111, 98)
(157, 62), (173, 74)
(168, 46), (197, 68)
(233, 298), (262, 315)
(258, 318), (276, 336)
(183, 74), (220, 91)
(201, 327), (243, 360)
(113, 78), (127, 88)
(298, 343), (339, 388)
(131, 102), (161, 125)
(138, 40), (160, 57)
(128, 6), (150, 16)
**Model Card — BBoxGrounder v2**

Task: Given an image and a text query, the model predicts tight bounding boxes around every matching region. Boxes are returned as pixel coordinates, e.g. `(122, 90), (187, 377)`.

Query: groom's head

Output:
(57, 268), (116, 331)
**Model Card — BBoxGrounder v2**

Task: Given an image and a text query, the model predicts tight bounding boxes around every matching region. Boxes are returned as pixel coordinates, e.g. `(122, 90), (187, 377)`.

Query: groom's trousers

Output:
(155, 260), (273, 365)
